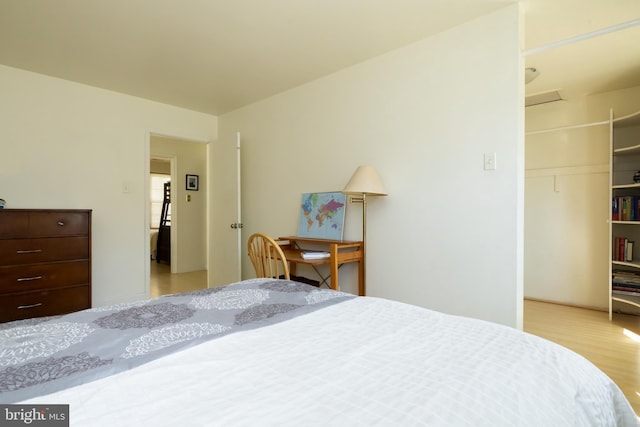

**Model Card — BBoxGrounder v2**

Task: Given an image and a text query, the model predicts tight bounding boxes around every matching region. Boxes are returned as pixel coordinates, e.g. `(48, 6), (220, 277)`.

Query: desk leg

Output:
(289, 262), (297, 277)
(358, 259), (364, 296)
(329, 244), (338, 291)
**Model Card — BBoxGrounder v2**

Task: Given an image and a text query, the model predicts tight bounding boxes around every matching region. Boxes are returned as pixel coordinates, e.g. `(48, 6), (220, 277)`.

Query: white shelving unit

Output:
(609, 109), (640, 319)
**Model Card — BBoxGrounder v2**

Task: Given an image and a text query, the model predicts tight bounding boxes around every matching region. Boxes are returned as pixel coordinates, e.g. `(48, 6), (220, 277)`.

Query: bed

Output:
(1, 278), (638, 426)
(150, 229), (159, 260)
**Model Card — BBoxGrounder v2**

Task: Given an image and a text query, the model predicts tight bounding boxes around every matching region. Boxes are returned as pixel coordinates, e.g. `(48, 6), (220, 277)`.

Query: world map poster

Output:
(297, 192), (346, 240)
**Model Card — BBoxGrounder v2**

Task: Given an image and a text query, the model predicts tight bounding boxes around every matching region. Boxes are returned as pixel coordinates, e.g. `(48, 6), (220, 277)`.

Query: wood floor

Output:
(147, 268), (640, 416)
(524, 299), (640, 416)
(149, 261), (207, 298)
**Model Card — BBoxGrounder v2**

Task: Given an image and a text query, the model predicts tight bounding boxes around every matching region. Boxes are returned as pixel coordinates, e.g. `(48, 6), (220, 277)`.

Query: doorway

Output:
(149, 135), (208, 296)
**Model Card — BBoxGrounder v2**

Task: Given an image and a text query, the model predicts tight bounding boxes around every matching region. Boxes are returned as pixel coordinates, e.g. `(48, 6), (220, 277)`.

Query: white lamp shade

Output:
(342, 165), (388, 196)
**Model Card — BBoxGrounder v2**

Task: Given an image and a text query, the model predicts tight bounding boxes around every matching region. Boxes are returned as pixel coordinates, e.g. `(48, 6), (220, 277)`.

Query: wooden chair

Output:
(248, 233), (290, 280)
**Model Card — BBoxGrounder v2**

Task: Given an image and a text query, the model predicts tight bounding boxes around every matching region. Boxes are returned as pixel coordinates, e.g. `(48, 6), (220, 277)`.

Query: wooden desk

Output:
(278, 236), (364, 296)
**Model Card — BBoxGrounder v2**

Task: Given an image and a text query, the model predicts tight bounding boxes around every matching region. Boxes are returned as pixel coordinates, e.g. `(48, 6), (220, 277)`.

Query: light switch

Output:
(484, 152), (497, 171)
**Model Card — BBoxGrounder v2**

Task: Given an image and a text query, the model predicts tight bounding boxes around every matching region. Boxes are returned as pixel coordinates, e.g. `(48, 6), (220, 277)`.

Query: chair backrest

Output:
(248, 233), (290, 280)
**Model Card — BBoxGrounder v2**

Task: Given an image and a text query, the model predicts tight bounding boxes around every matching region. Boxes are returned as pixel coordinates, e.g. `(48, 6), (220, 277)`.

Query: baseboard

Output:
(524, 297), (608, 313)
(525, 297), (640, 316)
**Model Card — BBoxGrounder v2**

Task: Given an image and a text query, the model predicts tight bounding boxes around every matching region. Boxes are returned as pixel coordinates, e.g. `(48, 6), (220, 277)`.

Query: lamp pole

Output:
(361, 193), (367, 296)
(351, 193), (367, 295)
(350, 193), (368, 296)
(343, 165), (387, 296)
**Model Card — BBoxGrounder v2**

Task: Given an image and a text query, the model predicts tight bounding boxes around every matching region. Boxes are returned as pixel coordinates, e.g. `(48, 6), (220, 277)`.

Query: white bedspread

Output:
(22, 297), (638, 426)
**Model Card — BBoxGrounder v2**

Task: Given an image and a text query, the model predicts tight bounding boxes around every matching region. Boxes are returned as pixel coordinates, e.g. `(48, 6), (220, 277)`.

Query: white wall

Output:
(0, 64), (217, 306)
(151, 135), (207, 274)
(220, 5), (524, 327)
(525, 85), (640, 309)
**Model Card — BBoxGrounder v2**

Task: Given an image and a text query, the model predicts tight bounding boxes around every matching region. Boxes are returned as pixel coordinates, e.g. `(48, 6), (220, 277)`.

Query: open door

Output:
(209, 132), (242, 286)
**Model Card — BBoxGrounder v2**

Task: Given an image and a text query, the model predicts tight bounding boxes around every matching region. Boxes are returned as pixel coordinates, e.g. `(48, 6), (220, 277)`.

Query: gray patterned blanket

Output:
(0, 279), (355, 403)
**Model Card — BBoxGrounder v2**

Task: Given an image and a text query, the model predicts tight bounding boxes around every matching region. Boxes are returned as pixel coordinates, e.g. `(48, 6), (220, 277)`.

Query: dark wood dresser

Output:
(0, 209), (92, 322)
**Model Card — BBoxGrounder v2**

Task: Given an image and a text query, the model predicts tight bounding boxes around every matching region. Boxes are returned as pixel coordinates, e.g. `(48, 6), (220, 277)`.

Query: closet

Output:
(525, 100), (640, 318)
(525, 114), (609, 310)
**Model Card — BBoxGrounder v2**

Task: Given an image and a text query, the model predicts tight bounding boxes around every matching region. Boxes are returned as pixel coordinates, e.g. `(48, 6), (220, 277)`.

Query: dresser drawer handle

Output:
(17, 276), (43, 282)
(16, 249), (42, 254)
(57, 220), (65, 226)
(17, 303), (43, 310)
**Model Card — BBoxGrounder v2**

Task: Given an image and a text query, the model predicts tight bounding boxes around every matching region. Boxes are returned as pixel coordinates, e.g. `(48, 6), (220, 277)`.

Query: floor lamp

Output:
(342, 165), (387, 296)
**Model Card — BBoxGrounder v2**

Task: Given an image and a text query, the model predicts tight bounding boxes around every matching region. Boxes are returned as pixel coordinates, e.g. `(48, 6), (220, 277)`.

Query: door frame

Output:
(145, 131), (210, 298)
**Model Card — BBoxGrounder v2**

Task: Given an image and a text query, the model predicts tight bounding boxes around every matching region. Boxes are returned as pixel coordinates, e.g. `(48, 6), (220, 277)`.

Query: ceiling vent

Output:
(525, 90), (564, 107)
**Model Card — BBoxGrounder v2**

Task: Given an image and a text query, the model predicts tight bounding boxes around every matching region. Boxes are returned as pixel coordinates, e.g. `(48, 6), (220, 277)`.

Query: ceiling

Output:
(0, 0), (638, 115)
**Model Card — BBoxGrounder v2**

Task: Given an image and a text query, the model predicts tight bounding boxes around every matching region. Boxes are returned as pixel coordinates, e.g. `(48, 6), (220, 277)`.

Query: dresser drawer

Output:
(0, 260), (89, 293)
(29, 211), (89, 237)
(0, 236), (89, 266)
(0, 211), (29, 238)
(0, 285), (90, 323)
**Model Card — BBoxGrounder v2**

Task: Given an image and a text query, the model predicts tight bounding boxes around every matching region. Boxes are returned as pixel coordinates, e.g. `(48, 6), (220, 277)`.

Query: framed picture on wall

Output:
(186, 174), (199, 191)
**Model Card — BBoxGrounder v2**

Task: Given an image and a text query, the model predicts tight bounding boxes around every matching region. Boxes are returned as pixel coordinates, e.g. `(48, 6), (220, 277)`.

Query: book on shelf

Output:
(613, 284), (640, 292)
(612, 269), (640, 278)
(612, 279), (640, 288)
(612, 281), (640, 289)
(613, 237), (634, 262)
(612, 196), (640, 221)
(612, 274), (640, 285)
(301, 251), (330, 260)
(612, 289), (640, 297)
